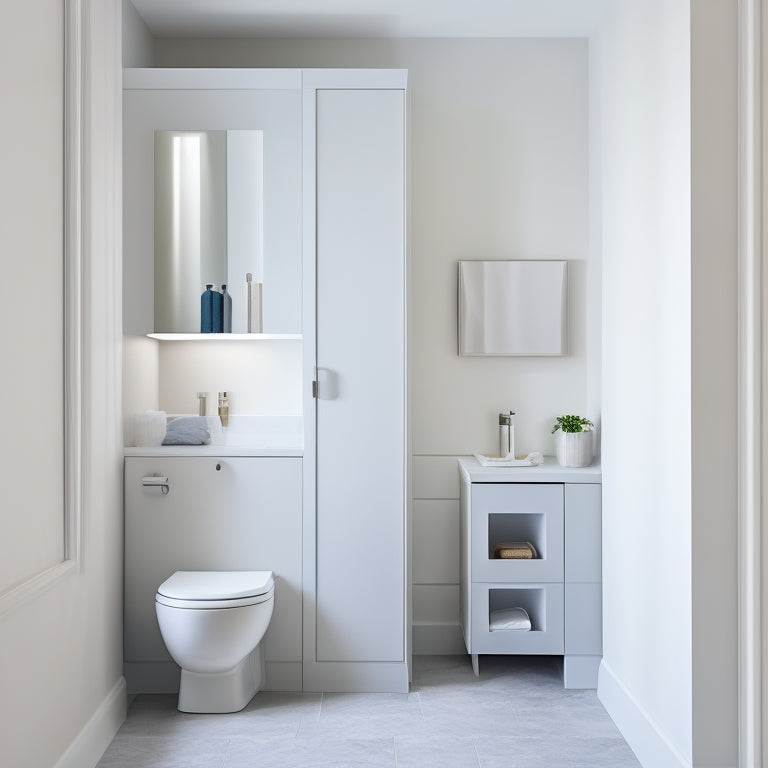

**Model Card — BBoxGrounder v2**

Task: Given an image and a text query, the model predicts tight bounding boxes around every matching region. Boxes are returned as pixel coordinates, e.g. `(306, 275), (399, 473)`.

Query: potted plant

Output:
(552, 415), (595, 467)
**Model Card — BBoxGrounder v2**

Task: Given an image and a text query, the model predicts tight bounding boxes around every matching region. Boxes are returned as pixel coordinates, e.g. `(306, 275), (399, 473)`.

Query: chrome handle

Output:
(142, 476), (169, 495)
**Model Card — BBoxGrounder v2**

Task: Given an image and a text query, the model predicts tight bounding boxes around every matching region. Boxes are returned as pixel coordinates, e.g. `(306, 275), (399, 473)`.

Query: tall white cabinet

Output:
(303, 71), (409, 692)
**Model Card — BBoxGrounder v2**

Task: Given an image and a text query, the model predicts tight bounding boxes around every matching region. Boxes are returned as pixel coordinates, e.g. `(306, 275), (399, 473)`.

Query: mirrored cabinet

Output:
(123, 71), (303, 337)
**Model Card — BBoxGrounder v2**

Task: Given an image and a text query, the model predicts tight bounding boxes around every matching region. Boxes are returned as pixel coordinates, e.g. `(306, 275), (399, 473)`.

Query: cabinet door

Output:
(124, 457), (302, 665)
(471, 483), (564, 582)
(315, 89), (405, 662)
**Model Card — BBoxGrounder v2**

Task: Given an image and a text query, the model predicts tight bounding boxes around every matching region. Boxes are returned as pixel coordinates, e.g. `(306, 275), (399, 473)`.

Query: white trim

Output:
(411, 622), (466, 655)
(302, 68), (408, 90)
(53, 677), (127, 768)
(123, 67), (302, 90)
(64, 0), (84, 571)
(146, 333), (302, 341)
(598, 660), (690, 768)
(738, 0), (763, 765)
(301, 71), (319, 691)
(303, 662), (409, 693)
(0, 0), (85, 616)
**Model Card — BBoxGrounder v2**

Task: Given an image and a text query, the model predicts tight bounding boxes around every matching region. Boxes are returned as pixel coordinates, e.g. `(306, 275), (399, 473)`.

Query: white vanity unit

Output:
(458, 456), (602, 688)
(124, 452), (303, 694)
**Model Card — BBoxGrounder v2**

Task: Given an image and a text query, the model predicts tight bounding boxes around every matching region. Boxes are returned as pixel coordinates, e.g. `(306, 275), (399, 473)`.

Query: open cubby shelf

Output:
(487, 512), (545, 560)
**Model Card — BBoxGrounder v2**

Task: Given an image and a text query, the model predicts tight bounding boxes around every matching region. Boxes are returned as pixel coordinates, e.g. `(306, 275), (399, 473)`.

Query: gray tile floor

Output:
(98, 656), (641, 767)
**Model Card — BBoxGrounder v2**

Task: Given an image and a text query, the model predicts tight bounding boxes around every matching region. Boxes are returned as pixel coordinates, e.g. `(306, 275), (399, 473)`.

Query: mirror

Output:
(458, 260), (568, 355)
(154, 130), (265, 334)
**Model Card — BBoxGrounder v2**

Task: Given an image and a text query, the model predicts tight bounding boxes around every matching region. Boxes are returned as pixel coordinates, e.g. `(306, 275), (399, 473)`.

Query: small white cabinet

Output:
(459, 457), (601, 688)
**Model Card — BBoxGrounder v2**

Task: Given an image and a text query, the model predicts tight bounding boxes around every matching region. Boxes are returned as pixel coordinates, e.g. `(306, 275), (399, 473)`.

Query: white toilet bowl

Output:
(155, 570), (274, 713)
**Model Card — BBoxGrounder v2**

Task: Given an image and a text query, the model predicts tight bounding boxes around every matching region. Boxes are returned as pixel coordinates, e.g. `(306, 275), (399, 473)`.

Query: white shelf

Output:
(146, 333), (302, 341)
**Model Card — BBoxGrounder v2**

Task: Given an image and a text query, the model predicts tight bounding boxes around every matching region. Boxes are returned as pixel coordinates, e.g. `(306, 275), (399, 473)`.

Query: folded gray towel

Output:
(161, 416), (211, 446)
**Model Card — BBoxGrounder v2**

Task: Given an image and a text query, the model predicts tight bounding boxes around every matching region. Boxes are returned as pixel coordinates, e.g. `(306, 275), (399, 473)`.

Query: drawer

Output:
(469, 582), (564, 654)
(471, 484), (564, 583)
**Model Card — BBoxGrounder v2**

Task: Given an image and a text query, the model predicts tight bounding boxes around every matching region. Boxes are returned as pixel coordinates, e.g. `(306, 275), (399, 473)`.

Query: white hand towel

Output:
(489, 607), (531, 631)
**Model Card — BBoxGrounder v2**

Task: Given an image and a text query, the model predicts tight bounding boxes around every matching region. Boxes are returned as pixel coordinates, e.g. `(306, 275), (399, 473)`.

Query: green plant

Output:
(552, 415), (594, 434)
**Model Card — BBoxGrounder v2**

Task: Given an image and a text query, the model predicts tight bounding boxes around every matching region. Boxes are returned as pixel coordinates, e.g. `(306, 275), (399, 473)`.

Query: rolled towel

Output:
(493, 541), (538, 559)
(490, 607), (531, 632)
(161, 416), (211, 446)
(133, 411), (167, 447)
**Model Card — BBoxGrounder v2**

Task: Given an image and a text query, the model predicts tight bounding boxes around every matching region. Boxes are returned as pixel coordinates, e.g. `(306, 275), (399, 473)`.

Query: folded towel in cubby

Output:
(493, 541), (538, 559)
(489, 607), (531, 631)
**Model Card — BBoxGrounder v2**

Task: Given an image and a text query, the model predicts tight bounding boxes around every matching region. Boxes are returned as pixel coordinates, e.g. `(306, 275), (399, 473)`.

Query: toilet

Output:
(155, 570), (275, 714)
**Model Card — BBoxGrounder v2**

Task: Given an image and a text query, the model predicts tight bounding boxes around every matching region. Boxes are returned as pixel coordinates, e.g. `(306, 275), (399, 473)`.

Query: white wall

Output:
(154, 36), (595, 654)
(596, 1), (693, 763)
(596, 1), (738, 766)
(0, 2), (125, 767)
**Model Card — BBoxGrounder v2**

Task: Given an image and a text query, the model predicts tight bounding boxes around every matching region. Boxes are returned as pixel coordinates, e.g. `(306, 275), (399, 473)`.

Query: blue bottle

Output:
(201, 284), (215, 333)
(221, 284), (232, 333)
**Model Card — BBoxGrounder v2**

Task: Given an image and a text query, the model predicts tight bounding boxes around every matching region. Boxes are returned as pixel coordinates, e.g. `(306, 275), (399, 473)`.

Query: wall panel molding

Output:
(0, 0), (85, 615)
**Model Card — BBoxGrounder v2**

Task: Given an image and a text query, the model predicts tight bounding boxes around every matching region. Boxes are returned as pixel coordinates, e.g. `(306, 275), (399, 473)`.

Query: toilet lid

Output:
(157, 570), (274, 601)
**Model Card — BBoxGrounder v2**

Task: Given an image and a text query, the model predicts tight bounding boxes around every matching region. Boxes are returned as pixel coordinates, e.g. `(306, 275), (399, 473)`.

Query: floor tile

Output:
(473, 734), (641, 767)
(297, 692), (423, 738)
(97, 736), (229, 768)
(100, 657), (640, 767)
(223, 734), (396, 767)
(394, 734), (480, 768)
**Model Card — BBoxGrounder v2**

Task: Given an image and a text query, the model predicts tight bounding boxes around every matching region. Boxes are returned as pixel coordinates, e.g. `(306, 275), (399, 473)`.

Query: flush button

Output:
(216, 463), (221, 471)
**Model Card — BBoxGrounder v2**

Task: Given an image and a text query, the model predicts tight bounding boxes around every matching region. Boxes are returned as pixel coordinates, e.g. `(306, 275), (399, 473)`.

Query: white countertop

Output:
(125, 414), (303, 457)
(124, 445), (303, 458)
(458, 455), (601, 483)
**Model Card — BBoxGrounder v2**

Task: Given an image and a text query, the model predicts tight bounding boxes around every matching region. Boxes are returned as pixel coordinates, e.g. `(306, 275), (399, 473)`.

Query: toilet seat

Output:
(156, 570), (274, 610)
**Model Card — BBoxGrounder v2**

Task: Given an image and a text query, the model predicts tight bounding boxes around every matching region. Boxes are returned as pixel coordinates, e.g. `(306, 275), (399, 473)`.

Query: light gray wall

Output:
(690, 0), (739, 763)
(0, 2), (124, 767)
(122, 0), (152, 67)
(0, 0), (64, 594)
(153, 37), (595, 653)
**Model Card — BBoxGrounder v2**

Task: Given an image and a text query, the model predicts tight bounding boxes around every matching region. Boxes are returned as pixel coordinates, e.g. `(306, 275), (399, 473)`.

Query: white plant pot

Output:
(554, 430), (594, 467)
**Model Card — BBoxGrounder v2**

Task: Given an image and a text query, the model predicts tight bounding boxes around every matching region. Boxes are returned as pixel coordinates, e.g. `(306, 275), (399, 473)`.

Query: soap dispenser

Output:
(499, 411), (515, 459)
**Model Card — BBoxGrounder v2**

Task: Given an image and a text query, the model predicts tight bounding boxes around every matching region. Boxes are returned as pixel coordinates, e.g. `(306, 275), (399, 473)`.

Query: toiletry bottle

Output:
(197, 392), (208, 417)
(218, 391), (230, 428)
(246, 272), (263, 334)
(201, 284), (215, 333)
(499, 411), (515, 458)
(251, 281), (263, 333)
(221, 284), (232, 333)
(246, 273), (253, 332)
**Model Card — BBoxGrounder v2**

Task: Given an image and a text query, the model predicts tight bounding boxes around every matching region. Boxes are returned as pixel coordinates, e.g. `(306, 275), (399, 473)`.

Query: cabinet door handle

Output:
(314, 368), (338, 400)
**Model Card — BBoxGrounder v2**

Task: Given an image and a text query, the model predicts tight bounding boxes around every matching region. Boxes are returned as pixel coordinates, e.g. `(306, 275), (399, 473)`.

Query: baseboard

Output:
(303, 661), (409, 692)
(598, 660), (690, 768)
(264, 662), (302, 692)
(124, 661), (180, 694)
(53, 676), (127, 768)
(412, 622), (466, 655)
(563, 654), (600, 689)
